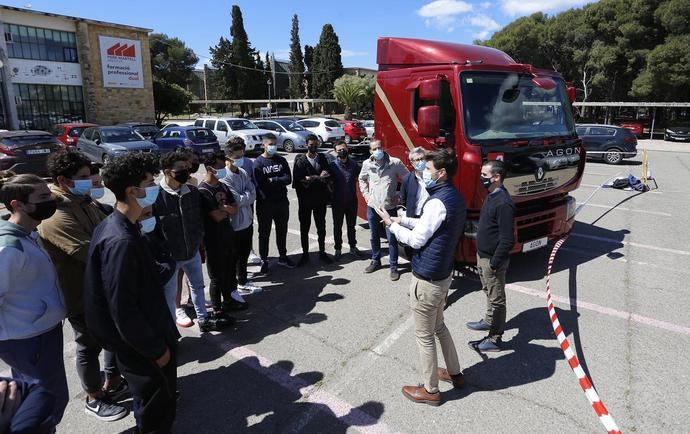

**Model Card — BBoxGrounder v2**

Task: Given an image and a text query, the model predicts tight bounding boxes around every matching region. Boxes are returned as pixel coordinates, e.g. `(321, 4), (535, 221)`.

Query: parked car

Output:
(153, 126), (220, 155)
(339, 120), (368, 144)
(77, 126), (159, 163)
(296, 118), (345, 146)
(362, 120), (375, 138)
(117, 122), (160, 140)
(0, 130), (62, 176)
(575, 124), (637, 165)
(161, 121), (195, 130)
(618, 122), (644, 138)
(53, 122), (99, 147)
(664, 123), (690, 142)
(253, 119), (311, 152)
(193, 117), (273, 153)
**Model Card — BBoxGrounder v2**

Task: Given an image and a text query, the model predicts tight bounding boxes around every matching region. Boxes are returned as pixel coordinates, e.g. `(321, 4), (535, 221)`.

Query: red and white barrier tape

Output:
(545, 236), (622, 433)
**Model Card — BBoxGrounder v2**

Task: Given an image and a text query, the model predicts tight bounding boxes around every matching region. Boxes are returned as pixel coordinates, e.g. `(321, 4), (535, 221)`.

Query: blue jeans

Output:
(367, 206), (398, 269)
(0, 325), (68, 426)
(164, 252), (208, 321)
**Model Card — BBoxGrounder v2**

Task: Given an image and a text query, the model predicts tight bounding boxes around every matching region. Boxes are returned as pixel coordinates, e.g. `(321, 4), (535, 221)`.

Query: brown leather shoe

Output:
(401, 385), (441, 406)
(438, 368), (464, 388)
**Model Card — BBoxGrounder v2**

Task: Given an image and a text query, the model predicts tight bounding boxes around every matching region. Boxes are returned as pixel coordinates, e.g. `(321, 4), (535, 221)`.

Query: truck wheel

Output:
(283, 139), (294, 153)
(604, 148), (623, 165)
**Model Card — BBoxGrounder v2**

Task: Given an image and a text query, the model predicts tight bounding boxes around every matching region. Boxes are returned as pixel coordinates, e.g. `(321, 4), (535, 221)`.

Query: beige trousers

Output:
(409, 273), (461, 393)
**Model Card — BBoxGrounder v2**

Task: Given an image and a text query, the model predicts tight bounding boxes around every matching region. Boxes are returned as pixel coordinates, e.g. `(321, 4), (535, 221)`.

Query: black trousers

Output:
(234, 225), (253, 285)
(116, 344), (177, 434)
(69, 315), (120, 394)
(257, 198), (289, 259)
(298, 197), (327, 253)
(205, 237), (235, 309)
(332, 202), (358, 251)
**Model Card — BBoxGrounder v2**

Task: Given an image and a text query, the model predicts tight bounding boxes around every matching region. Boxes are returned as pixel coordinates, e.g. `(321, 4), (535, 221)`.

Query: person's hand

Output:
(155, 347), (171, 368)
(0, 380), (23, 432)
(305, 175), (311, 181)
(224, 204), (238, 215)
(375, 207), (392, 226)
(319, 170), (330, 178)
(390, 216), (402, 224)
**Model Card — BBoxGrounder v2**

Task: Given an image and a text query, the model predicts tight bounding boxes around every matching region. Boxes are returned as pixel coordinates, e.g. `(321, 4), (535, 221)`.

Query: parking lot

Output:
(3, 140), (689, 433)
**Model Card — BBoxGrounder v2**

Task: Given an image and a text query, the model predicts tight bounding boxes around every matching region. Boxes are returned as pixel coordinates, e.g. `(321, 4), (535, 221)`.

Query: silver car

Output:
(254, 119), (311, 152)
(77, 126), (159, 163)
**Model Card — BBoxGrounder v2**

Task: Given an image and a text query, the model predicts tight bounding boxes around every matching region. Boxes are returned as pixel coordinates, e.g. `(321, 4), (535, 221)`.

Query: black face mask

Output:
(26, 199), (57, 221)
(172, 169), (190, 184)
(190, 163), (200, 173)
(337, 149), (348, 159)
(307, 144), (318, 153)
(479, 175), (493, 189)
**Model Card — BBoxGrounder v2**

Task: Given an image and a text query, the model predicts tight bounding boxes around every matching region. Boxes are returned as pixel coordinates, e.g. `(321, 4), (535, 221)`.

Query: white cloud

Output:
(417, 0), (473, 32)
(501, 0), (596, 16)
(473, 30), (491, 39)
(480, 1), (492, 8)
(271, 49), (291, 61)
(470, 14), (501, 31)
(341, 49), (368, 58)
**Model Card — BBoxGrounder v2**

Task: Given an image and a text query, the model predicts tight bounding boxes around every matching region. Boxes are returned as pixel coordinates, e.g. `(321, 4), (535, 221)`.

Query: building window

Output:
(4, 24), (78, 63)
(13, 84), (85, 130)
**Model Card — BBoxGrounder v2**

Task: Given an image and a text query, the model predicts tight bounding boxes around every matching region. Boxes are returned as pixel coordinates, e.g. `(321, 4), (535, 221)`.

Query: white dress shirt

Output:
(389, 198), (446, 249)
(414, 175), (430, 216)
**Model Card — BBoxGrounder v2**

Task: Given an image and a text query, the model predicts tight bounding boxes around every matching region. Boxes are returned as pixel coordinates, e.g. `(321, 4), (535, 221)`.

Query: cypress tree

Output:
(311, 24), (343, 99)
(288, 14), (305, 99)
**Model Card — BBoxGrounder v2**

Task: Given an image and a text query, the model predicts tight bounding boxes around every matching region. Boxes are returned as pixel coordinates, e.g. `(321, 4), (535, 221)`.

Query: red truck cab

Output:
(369, 37), (584, 263)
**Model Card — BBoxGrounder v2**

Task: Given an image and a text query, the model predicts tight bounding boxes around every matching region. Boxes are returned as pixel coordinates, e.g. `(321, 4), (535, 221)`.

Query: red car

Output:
(339, 120), (368, 144)
(619, 122), (644, 138)
(53, 122), (98, 147)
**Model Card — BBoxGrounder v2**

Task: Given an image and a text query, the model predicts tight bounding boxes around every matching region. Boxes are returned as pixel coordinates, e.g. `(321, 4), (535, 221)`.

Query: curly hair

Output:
(46, 148), (92, 184)
(159, 149), (190, 170)
(102, 153), (160, 201)
(201, 150), (227, 168)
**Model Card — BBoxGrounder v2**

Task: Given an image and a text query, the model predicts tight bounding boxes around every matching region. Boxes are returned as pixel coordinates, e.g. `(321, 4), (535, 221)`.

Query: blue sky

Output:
(4, 0), (597, 68)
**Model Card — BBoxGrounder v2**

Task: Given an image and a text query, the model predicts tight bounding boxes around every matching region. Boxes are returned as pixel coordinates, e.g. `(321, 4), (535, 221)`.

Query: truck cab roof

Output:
(377, 37), (516, 68)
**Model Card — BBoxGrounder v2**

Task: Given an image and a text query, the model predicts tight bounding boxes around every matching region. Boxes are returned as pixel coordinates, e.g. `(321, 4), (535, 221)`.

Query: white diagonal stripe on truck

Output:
(375, 82), (414, 150)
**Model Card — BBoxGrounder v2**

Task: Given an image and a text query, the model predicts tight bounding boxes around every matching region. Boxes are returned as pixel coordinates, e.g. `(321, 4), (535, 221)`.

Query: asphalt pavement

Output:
(3, 140), (690, 433)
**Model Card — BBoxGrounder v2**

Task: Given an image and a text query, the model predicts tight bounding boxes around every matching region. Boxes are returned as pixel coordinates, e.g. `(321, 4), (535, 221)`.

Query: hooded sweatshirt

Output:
(221, 166), (256, 231)
(0, 219), (66, 340)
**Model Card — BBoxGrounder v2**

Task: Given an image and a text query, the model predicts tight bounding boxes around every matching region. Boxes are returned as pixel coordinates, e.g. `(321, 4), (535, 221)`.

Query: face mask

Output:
(214, 167), (227, 179)
(372, 149), (384, 160)
(337, 149), (348, 159)
(414, 161), (426, 172)
(172, 169), (190, 184)
(26, 199), (57, 221)
(139, 216), (157, 234)
(422, 169), (437, 189)
(266, 145), (278, 155)
(68, 179), (93, 196)
(480, 175), (493, 190)
(233, 157), (244, 167)
(307, 144), (318, 153)
(90, 187), (105, 200)
(135, 185), (160, 208)
(190, 163), (200, 173)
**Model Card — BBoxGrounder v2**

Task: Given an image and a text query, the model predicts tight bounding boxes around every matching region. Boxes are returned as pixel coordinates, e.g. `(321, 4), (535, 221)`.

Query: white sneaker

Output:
(175, 308), (194, 328)
(231, 290), (246, 303)
(237, 282), (262, 296)
(248, 252), (262, 265)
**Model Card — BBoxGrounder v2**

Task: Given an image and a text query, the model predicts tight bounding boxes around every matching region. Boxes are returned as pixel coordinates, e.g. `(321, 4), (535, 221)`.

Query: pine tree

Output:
(311, 24), (343, 100)
(288, 14), (305, 99)
(304, 44), (314, 98)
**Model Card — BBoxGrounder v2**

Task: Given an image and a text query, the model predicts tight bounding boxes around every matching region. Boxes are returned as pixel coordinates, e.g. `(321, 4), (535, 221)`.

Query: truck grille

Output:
(515, 177), (558, 195)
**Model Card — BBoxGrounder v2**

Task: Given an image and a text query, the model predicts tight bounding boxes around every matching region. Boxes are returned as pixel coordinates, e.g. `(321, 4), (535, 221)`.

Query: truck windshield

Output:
(460, 71), (575, 143)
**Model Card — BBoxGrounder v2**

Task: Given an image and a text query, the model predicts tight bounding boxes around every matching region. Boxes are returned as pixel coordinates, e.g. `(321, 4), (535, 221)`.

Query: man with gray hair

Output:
(400, 147), (429, 219)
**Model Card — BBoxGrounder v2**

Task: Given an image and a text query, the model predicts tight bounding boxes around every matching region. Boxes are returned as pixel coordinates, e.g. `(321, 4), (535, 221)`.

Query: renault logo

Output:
(535, 166), (546, 181)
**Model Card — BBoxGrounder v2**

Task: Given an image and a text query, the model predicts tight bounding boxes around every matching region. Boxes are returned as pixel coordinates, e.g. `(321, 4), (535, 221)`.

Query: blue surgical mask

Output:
(233, 157), (244, 167)
(214, 167), (227, 179)
(135, 185), (160, 208)
(68, 179), (93, 196)
(414, 161), (426, 172)
(90, 187), (105, 200)
(139, 216), (157, 234)
(267, 145), (278, 155)
(372, 149), (384, 160)
(422, 169), (437, 189)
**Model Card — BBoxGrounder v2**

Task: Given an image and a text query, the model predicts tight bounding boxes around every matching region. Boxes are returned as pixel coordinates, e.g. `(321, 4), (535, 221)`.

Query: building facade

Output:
(0, 6), (154, 130)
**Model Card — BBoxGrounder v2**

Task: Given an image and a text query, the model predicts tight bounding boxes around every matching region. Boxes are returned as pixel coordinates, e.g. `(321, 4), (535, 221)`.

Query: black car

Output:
(664, 123), (690, 142)
(0, 130), (62, 176)
(117, 122), (160, 140)
(575, 124), (638, 165)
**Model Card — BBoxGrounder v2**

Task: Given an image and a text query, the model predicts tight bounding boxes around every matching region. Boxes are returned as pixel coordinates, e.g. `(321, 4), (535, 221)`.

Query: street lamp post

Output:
(267, 79), (272, 117)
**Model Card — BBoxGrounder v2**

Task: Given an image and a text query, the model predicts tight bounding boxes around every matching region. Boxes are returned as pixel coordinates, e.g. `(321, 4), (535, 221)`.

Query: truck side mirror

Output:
(419, 79), (441, 101)
(417, 106), (440, 138)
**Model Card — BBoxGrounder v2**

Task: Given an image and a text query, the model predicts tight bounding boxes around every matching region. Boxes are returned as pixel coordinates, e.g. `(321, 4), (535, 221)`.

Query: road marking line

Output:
(571, 233), (690, 256)
(575, 202), (671, 217)
(506, 283), (690, 336)
(372, 316), (414, 356)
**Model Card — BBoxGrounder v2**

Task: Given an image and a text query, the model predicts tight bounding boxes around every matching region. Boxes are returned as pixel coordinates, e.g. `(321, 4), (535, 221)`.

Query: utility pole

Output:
(203, 65), (209, 114)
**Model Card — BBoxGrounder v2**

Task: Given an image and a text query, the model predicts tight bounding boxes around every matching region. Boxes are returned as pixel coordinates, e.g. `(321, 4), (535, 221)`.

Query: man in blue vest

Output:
(376, 148), (466, 406)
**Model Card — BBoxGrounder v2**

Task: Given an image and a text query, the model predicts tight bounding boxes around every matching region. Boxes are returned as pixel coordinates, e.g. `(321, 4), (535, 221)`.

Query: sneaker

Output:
(248, 251), (262, 265)
(468, 336), (503, 352)
(319, 252), (334, 264)
(213, 310), (236, 323)
(350, 247), (364, 258)
(231, 290), (246, 304)
(259, 260), (269, 275)
(104, 378), (131, 403)
(237, 282), (262, 295)
(364, 260), (381, 274)
(175, 308), (194, 328)
(223, 299), (249, 311)
(297, 253), (310, 266)
(390, 268), (400, 281)
(84, 397), (128, 422)
(199, 316), (231, 332)
(278, 256), (296, 268)
(466, 319), (491, 331)
(334, 249), (342, 261)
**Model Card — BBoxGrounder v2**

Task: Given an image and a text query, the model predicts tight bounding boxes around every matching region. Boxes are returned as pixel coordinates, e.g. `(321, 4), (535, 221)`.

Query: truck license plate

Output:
(522, 237), (548, 252)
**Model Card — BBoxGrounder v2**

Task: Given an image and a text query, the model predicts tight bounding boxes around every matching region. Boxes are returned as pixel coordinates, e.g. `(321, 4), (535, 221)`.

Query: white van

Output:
(193, 117), (273, 152)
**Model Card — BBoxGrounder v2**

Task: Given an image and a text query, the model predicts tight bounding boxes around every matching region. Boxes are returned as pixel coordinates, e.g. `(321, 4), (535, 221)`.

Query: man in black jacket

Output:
(466, 160), (515, 352)
(293, 134), (333, 266)
(84, 153), (179, 433)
